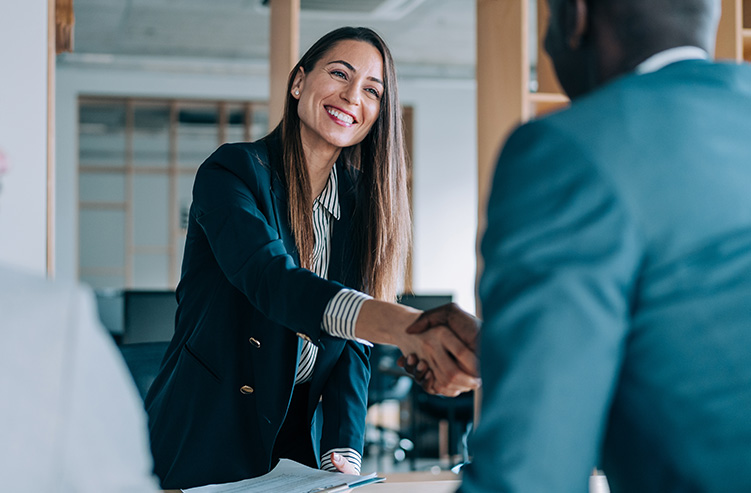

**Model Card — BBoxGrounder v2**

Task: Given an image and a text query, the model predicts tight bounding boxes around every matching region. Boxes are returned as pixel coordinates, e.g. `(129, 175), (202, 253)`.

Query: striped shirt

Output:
(293, 164), (371, 474)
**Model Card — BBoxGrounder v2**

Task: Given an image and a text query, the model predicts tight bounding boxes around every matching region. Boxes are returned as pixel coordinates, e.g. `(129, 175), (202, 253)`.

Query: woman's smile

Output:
(325, 105), (357, 126)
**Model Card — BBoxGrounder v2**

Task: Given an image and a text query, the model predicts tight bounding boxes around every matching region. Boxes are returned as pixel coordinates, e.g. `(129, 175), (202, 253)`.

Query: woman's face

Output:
(292, 39), (384, 156)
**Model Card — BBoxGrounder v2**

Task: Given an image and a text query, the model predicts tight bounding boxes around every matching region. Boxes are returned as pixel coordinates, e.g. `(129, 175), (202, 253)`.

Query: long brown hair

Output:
(276, 26), (410, 301)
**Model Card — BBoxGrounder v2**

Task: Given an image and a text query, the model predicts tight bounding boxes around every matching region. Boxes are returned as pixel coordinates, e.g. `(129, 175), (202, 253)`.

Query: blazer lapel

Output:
(271, 176), (301, 264)
(328, 162), (359, 289)
(265, 136), (301, 267)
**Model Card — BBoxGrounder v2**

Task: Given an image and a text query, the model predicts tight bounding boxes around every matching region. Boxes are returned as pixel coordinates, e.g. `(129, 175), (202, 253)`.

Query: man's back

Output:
(0, 265), (159, 492)
(467, 60), (751, 492)
(561, 59), (751, 490)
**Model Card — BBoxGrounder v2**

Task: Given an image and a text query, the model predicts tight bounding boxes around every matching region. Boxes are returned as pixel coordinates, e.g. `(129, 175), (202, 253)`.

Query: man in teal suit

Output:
(462, 0), (751, 491)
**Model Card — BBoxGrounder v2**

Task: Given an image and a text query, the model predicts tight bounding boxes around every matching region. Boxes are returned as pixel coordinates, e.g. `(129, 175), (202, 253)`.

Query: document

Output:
(182, 459), (384, 493)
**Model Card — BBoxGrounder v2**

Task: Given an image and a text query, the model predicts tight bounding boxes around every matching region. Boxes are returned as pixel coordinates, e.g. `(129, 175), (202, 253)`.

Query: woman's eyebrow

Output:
(327, 59), (384, 86)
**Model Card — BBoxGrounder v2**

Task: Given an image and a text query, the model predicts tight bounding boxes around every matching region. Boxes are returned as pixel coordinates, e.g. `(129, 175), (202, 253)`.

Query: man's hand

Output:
(406, 303), (480, 351)
(398, 303), (481, 395)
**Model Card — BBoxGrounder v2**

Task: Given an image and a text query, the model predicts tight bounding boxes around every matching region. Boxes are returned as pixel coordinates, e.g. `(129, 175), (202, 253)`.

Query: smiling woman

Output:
(144, 26), (480, 490)
(279, 28), (407, 295)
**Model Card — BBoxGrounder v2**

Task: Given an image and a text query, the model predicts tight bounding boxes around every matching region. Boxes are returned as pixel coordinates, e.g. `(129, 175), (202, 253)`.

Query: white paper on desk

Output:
(182, 459), (383, 493)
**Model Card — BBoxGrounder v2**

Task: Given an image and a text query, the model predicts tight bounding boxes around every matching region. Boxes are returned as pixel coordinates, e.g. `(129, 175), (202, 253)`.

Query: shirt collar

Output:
(635, 46), (709, 75)
(313, 164), (341, 220)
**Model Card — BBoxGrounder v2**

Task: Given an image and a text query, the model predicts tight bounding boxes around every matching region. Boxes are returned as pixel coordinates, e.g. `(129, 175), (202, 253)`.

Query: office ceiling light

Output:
(260, 0), (425, 20)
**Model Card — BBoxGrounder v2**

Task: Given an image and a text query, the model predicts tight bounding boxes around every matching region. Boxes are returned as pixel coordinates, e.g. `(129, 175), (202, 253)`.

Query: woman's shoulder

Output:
(195, 139), (275, 185)
(190, 140), (277, 199)
(206, 140), (271, 171)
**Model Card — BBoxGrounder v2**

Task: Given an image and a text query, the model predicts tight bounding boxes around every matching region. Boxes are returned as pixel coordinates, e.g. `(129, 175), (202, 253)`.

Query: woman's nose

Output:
(341, 84), (360, 105)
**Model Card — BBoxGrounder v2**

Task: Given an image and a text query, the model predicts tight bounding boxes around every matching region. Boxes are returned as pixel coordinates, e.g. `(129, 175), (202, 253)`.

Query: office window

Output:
(78, 97), (269, 289)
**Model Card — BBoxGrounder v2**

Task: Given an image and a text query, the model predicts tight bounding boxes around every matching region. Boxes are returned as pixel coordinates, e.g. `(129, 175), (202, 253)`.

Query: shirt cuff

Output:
(320, 448), (362, 474)
(322, 289), (373, 346)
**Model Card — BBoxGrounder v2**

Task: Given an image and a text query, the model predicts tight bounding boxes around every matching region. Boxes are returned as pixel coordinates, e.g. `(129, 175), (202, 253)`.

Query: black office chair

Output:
(364, 294), (457, 468)
(412, 389), (474, 464)
(94, 288), (124, 341)
(118, 341), (170, 401)
(395, 293), (474, 468)
(365, 343), (414, 467)
(368, 345), (414, 407)
(121, 290), (177, 344)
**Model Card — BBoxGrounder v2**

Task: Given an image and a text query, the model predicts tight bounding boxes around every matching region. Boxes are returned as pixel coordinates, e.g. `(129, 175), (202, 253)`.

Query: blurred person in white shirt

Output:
(0, 148), (160, 492)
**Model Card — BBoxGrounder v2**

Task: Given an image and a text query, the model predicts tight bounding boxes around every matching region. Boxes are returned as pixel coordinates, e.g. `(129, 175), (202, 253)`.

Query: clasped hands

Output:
(356, 300), (481, 397)
(397, 303), (481, 396)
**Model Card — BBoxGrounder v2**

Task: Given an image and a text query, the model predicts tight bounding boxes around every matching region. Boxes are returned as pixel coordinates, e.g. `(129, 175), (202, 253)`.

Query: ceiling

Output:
(67, 0), (477, 78)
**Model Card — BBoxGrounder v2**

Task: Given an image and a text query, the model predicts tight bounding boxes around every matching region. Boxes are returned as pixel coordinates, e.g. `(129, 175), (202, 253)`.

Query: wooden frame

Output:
(55, 0), (74, 54)
(403, 106), (414, 294)
(78, 97), (268, 288)
(269, 0), (300, 127)
(48, 0), (57, 276)
(717, 0), (743, 60)
(476, 1), (569, 243)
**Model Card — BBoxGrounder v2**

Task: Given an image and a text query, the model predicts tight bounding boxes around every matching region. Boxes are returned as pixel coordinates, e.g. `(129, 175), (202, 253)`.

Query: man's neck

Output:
(634, 46), (709, 75)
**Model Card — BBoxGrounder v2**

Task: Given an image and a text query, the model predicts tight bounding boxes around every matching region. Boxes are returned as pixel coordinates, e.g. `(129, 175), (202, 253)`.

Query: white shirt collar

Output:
(635, 46), (709, 75)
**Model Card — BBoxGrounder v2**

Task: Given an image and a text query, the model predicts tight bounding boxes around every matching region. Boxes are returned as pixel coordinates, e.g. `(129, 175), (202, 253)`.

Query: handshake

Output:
(357, 300), (482, 397)
(399, 303), (482, 396)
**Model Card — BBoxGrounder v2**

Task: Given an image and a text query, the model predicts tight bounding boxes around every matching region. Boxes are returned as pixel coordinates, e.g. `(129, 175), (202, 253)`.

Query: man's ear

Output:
(566, 0), (589, 50)
(291, 67), (305, 99)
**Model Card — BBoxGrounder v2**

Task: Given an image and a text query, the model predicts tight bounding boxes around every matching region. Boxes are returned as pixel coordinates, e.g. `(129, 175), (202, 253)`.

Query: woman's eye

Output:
(366, 88), (380, 98)
(331, 70), (347, 79)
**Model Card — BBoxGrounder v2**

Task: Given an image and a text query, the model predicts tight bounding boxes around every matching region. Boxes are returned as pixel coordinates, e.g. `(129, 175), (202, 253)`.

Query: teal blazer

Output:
(145, 132), (370, 489)
(464, 59), (751, 492)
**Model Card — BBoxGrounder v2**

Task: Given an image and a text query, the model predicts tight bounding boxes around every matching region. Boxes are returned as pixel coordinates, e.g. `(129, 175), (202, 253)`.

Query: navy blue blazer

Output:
(145, 133), (371, 489)
(464, 59), (751, 492)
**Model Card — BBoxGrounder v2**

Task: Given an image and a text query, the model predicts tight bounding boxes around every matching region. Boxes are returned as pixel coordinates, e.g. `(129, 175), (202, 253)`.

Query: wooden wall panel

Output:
(717, 0), (743, 61)
(269, 0), (300, 128)
(476, 0), (529, 233)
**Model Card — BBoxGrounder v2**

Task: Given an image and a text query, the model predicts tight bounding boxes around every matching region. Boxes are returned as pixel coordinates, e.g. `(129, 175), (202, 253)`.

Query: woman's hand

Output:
(330, 452), (359, 475)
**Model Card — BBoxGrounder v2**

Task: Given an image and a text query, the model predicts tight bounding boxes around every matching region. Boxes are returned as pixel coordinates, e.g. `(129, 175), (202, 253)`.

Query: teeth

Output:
(327, 107), (354, 124)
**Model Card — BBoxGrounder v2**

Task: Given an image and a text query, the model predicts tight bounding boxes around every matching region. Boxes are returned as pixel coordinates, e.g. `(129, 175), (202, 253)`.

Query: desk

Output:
(163, 471), (461, 493)
(362, 470), (459, 492)
(358, 480), (460, 492)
